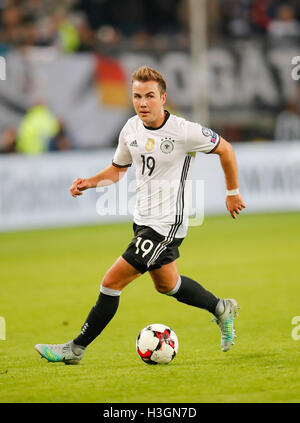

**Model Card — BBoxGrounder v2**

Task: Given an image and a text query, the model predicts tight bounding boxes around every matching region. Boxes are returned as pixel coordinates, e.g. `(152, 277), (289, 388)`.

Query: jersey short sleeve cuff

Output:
(112, 161), (132, 168)
(112, 123), (133, 168)
(206, 136), (220, 154)
(185, 121), (220, 154)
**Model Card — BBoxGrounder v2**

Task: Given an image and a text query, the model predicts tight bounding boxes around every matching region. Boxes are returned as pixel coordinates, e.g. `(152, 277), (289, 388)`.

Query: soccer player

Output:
(35, 66), (246, 364)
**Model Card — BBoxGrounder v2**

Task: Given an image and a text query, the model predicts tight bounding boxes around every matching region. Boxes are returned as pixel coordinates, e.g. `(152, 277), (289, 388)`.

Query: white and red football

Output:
(136, 323), (179, 364)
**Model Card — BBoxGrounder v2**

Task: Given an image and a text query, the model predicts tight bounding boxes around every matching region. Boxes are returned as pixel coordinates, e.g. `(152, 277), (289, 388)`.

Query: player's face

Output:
(132, 80), (167, 128)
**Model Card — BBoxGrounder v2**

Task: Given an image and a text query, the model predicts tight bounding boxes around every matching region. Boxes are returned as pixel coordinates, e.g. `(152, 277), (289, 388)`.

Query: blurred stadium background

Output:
(0, 0), (300, 230)
(1, 0), (300, 404)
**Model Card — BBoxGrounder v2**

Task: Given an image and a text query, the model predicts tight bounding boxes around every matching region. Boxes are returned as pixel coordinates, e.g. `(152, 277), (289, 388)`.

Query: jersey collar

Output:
(143, 110), (170, 131)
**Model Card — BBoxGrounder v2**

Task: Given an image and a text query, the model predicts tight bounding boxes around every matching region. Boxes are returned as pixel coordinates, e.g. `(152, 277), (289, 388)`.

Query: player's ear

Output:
(161, 92), (167, 105)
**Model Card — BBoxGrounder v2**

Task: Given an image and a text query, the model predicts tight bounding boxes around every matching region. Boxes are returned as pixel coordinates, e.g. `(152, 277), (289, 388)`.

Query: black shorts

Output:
(122, 223), (184, 274)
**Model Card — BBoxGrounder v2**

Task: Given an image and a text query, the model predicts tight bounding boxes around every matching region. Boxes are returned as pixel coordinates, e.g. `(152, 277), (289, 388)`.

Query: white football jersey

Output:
(113, 111), (220, 238)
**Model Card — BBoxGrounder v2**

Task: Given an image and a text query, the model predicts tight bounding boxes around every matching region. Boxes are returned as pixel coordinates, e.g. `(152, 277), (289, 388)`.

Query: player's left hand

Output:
(226, 194), (246, 219)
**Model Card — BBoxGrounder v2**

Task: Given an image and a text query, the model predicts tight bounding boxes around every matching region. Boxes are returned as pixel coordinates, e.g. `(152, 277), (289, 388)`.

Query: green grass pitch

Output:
(1, 212), (300, 403)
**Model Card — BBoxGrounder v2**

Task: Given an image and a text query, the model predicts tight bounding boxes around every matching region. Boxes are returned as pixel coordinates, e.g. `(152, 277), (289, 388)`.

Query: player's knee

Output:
(153, 275), (181, 295)
(101, 272), (133, 291)
(154, 282), (171, 294)
(101, 275), (119, 290)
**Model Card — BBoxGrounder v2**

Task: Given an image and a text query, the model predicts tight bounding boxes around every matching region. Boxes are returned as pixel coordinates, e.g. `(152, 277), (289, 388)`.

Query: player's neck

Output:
(143, 110), (169, 130)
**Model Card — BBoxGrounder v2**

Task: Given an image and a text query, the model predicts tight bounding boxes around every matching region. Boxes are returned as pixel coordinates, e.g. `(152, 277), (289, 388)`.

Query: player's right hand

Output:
(70, 178), (90, 197)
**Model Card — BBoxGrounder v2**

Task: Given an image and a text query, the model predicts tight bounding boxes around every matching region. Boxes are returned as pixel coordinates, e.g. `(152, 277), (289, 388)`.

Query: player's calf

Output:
(162, 275), (239, 352)
(165, 275), (219, 314)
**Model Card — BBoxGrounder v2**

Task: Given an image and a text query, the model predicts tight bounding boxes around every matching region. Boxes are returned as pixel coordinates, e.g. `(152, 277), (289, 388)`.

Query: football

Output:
(136, 323), (178, 365)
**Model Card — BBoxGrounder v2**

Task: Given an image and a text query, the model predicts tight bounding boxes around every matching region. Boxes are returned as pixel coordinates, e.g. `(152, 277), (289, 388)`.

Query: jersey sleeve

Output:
(185, 121), (220, 154)
(112, 126), (132, 168)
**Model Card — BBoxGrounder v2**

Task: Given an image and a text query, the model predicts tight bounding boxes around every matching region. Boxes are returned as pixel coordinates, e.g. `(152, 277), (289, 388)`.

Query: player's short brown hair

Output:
(132, 66), (166, 95)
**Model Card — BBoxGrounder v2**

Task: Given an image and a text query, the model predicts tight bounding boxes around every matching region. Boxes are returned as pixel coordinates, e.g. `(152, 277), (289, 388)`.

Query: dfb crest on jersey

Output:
(160, 138), (174, 154)
(202, 127), (212, 137)
(145, 138), (155, 152)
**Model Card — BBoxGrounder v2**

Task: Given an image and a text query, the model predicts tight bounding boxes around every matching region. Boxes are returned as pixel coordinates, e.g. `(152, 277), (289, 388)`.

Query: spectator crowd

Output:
(1, 0), (300, 52)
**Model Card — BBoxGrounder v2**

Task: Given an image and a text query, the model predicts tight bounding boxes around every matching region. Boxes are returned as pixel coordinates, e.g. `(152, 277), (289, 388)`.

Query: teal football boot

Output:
(35, 341), (85, 364)
(213, 299), (240, 352)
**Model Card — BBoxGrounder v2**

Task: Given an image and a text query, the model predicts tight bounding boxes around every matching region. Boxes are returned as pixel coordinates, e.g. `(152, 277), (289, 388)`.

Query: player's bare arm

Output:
(212, 137), (246, 219)
(70, 164), (128, 198)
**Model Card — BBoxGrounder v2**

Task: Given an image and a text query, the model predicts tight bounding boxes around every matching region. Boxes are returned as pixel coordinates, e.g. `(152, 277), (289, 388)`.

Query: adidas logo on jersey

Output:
(130, 140), (138, 147)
